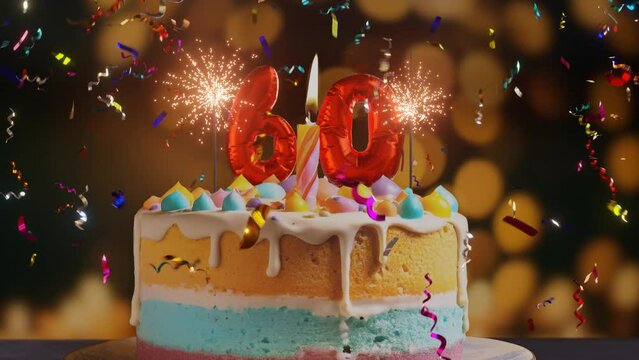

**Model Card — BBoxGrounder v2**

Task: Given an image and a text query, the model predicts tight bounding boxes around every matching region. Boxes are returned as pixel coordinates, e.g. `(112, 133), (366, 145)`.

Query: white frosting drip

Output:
(129, 209), (469, 331)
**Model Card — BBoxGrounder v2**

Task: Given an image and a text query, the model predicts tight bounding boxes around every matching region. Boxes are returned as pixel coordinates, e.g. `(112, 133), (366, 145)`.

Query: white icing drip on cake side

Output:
(130, 209), (469, 331)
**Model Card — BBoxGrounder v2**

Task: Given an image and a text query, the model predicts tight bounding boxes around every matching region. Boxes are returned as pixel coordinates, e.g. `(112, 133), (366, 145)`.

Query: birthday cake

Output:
(131, 175), (469, 360)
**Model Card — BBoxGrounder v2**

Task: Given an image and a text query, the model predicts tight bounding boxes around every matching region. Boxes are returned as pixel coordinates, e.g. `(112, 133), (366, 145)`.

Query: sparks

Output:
(157, 40), (246, 144)
(388, 61), (450, 132)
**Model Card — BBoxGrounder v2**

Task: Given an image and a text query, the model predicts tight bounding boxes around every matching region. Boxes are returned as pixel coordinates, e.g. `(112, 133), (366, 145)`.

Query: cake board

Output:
(64, 337), (535, 360)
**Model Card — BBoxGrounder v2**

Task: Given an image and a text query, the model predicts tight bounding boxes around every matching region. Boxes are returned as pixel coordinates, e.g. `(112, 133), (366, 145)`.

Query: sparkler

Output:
(157, 40), (247, 188)
(388, 61), (450, 186)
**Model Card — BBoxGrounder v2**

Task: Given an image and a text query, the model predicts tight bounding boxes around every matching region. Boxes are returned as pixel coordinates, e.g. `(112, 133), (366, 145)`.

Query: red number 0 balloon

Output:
(318, 74), (404, 186)
(228, 66), (297, 184)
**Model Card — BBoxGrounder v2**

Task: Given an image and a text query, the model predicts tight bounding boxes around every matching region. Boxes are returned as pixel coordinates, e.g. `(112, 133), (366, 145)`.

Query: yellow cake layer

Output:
(139, 223), (459, 299)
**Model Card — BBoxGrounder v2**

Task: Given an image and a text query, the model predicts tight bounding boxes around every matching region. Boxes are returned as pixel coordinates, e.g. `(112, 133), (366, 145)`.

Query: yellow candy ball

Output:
(285, 190), (310, 212)
(421, 191), (452, 218)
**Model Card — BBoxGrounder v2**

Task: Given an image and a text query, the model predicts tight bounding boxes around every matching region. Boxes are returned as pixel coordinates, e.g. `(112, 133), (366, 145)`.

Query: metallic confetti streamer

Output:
(151, 255), (205, 274)
(102, 254), (110, 284)
(2, 190), (26, 200)
(583, 263), (599, 285)
(573, 281), (586, 329)
(607, 200), (628, 223)
(112, 190), (125, 209)
(21, 28), (42, 56)
(16, 70), (48, 89)
(475, 89), (484, 125)
(559, 12), (567, 29)
(69, 100), (75, 119)
(55, 182), (78, 194)
(429, 16), (442, 33)
(421, 273), (451, 360)
(17, 215), (37, 242)
(383, 237), (399, 257)
(74, 186), (89, 230)
(5, 108), (15, 143)
(331, 13), (338, 38)
(259, 35), (272, 57)
(140, 0), (183, 19)
(54, 203), (74, 214)
(320, 0), (350, 14)
(532, 1), (541, 20)
(462, 235), (472, 269)
(503, 61), (521, 89)
(488, 28), (496, 49)
(152, 111), (167, 128)
(353, 20), (371, 45)
(536, 297), (555, 310)
(97, 94), (126, 120)
(29, 253), (37, 267)
(351, 186), (385, 221)
(54, 52), (72, 65)
(11, 161), (28, 189)
(116, 42), (139, 58)
(12, 29), (28, 51)
(87, 67), (111, 91)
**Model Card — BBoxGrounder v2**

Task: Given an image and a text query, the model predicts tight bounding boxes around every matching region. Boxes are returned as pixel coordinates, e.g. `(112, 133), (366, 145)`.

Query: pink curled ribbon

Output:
(421, 273), (451, 360)
(573, 281), (585, 329)
(351, 186), (385, 221)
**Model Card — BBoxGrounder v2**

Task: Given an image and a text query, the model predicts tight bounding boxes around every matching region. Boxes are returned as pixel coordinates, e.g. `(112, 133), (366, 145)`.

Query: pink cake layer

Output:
(137, 340), (463, 360)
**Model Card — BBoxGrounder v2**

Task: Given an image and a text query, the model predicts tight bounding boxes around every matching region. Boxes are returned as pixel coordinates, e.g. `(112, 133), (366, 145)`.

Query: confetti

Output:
(627, 87), (631, 102)
(75, 185), (89, 230)
(353, 20), (371, 45)
(97, 94), (126, 120)
(559, 12), (567, 29)
(2, 190), (26, 200)
(320, 0), (351, 14)
(560, 56), (571, 70)
(331, 13), (338, 38)
(514, 86), (523, 97)
(199, 172), (205, 182)
(577, 160), (583, 172)
(23, 0), (28, 14)
(536, 297), (555, 310)
(251, 7), (258, 24)
(11, 161), (28, 189)
(573, 281), (586, 329)
(421, 273), (452, 360)
(53, 52), (72, 66)
(102, 254), (110, 284)
(88, 67), (111, 91)
(532, 1), (541, 20)
(12, 29), (29, 51)
(117, 42), (140, 58)
(412, 175), (420, 188)
(152, 111), (167, 128)
(502, 216), (539, 236)
(20, 28), (42, 56)
(29, 253), (37, 267)
(527, 318), (535, 331)
(488, 28), (496, 49)
(462, 234), (472, 269)
(69, 100), (75, 119)
(608, 200), (629, 223)
(140, 0), (183, 19)
(16, 70), (48, 90)
(583, 263), (599, 285)
(259, 35), (272, 57)
(503, 60), (521, 90)
(429, 16), (442, 33)
(54, 203), (74, 214)
(111, 190), (125, 209)
(5, 108), (15, 143)
(605, 63), (632, 86)
(383, 237), (399, 257)
(351, 186), (385, 221)
(17, 215), (37, 242)
(475, 89), (484, 125)
(150, 255), (207, 277)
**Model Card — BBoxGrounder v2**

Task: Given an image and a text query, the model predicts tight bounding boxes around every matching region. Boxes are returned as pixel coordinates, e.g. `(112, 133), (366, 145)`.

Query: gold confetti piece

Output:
(29, 253), (37, 267)
(54, 52), (72, 66)
(559, 12), (566, 29)
(331, 13), (338, 38)
(607, 200), (628, 223)
(488, 28), (496, 49)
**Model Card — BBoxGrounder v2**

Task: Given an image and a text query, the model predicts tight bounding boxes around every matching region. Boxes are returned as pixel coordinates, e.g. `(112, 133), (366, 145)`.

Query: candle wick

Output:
(305, 111), (315, 125)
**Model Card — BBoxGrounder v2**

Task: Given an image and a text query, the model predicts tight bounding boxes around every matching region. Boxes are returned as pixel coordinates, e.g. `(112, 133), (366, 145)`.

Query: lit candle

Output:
(295, 54), (320, 210)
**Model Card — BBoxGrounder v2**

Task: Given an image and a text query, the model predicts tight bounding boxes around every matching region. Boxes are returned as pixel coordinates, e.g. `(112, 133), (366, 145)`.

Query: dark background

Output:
(0, 0), (637, 338)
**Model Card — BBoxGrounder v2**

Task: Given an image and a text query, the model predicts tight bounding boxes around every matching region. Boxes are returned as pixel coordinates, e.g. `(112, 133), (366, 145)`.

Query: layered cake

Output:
(131, 175), (470, 360)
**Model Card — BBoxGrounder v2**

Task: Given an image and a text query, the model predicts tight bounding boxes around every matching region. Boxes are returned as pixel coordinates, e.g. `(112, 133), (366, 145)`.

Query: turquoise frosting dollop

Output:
(192, 194), (217, 211)
(435, 185), (458, 213)
(161, 191), (190, 212)
(398, 188), (424, 219)
(256, 183), (286, 200)
(222, 190), (246, 211)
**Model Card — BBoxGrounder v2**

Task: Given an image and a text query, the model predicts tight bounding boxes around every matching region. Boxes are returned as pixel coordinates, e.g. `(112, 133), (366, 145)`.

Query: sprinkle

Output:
(502, 216), (539, 236)
(101, 254), (110, 284)
(421, 274), (452, 360)
(331, 13), (338, 38)
(88, 67), (111, 91)
(488, 28), (496, 49)
(560, 56), (571, 70)
(536, 297), (555, 310)
(111, 190), (126, 209)
(5, 108), (15, 143)
(532, 1), (541, 20)
(152, 111), (167, 128)
(353, 20), (371, 45)
(29, 253), (36, 267)
(259, 35), (272, 57)
(117, 42), (140, 58)
(54, 52), (72, 66)
(383, 237), (399, 257)
(429, 16), (442, 33)
(17, 215), (37, 242)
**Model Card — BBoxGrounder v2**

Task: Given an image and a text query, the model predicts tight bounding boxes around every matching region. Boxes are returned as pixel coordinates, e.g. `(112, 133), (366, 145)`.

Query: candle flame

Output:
(305, 54), (319, 123)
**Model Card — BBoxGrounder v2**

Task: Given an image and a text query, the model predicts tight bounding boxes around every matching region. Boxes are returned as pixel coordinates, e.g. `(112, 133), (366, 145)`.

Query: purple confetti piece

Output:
(429, 16), (442, 33)
(117, 42), (140, 58)
(259, 35), (272, 57)
(152, 111), (167, 128)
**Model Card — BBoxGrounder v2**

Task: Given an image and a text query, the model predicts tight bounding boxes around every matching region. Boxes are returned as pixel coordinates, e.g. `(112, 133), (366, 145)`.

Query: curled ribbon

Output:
(573, 281), (586, 329)
(75, 185), (89, 230)
(102, 254), (110, 284)
(5, 108), (15, 143)
(140, 0), (183, 19)
(97, 94), (126, 120)
(351, 186), (385, 221)
(88, 67), (111, 91)
(421, 273), (451, 360)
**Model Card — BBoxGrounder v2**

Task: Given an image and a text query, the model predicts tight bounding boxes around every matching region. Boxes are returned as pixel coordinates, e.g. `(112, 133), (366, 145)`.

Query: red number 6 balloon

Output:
(318, 74), (404, 186)
(228, 66), (297, 184)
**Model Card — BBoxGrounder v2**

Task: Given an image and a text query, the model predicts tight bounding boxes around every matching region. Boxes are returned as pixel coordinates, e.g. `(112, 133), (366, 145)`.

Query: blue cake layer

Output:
(138, 300), (465, 357)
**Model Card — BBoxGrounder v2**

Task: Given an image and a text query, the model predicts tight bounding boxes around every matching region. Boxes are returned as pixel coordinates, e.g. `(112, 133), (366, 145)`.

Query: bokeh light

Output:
(606, 134), (639, 192)
(492, 259), (539, 313)
(569, 0), (615, 30)
(453, 159), (504, 219)
(588, 81), (632, 131)
(529, 277), (578, 333)
(492, 192), (543, 254)
(466, 229), (499, 279)
(577, 236), (623, 294)
(354, 0), (410, 22)
(394, 131), (446, 189)
(318, 67), (356, 106)
(408, 0), (476, 20)
(503, 1), (552, 55)
(525, 68), (569, 119)
(404, 44), (456, 91)
(226, 3), (283, 50)
(95, 17), (152, 65)
(609, 262), (639, 312)
(458, 52), (505, 106)
(451, 97), (502, 145)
